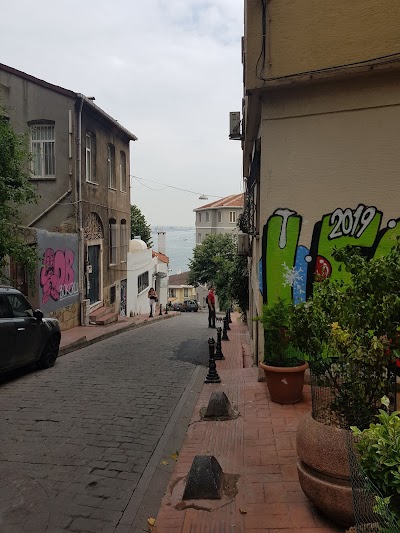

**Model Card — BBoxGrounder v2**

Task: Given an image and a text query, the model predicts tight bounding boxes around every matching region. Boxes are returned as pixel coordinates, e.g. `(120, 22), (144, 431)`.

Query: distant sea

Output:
(152, 226), (195, 276)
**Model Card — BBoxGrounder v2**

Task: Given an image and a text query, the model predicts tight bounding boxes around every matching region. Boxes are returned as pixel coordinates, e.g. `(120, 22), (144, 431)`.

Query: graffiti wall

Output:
(36, 230), (79, 312)
(262, 205), (400, 304)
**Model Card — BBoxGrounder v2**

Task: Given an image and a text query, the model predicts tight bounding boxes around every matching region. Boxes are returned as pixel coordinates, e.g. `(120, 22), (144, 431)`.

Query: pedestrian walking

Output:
(207, 286), (216, 328)
(148, 287), (157, 317)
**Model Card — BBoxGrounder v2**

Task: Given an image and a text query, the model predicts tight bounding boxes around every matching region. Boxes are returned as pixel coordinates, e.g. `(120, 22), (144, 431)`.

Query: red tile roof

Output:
(168, 271), (192, 286)
(194, 193), (244, 211)
(152, 251), (169, 264)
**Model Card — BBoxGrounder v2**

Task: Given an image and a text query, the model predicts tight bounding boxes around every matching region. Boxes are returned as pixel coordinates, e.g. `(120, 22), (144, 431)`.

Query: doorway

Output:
(88, 244), (100, 304)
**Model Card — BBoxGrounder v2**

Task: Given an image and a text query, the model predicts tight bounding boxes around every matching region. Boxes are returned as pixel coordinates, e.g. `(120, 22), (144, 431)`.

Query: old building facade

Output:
(241, 0), (400, 362)
(194, 193), (244, 245)
(0, 63), (137, 329)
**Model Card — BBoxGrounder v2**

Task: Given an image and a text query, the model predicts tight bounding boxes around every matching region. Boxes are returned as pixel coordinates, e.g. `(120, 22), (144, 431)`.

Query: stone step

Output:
(94, 312), (119, 326)
(89, 306), (112, 322)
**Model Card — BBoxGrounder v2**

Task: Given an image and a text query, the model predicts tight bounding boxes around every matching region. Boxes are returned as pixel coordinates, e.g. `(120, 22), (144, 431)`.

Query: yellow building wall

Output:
(245, 0), (400, 91)
(258, 71), (400, 306)
(174, 287), (196, 302)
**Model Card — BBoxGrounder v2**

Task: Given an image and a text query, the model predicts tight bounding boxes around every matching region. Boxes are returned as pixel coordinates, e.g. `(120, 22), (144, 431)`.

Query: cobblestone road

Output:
(0, 312), (210, 532)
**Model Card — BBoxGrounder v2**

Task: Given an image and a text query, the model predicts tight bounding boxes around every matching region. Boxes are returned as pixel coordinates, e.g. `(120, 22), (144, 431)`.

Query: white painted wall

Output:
(127, 240), (156, 316)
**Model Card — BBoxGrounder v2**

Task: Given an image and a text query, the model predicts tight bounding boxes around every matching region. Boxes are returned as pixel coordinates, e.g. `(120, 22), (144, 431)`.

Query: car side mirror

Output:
(33, 309), (44, 322)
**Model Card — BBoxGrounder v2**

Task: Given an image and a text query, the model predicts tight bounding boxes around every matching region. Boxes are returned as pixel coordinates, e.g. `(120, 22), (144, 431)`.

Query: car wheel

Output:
(37, 335), (60, 369)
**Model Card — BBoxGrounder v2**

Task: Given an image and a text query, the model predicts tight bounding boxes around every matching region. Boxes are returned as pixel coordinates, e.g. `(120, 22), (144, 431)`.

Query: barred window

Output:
(119, 151), (127, 192)
(109, 218), (118, 265)
(120, 219), (127, 263)
(138, 271), (149, 294)
(107, 144), (116, 189)
(86, 133), (97, 183)
(30, 124), (55, 178)
(184, 288), (189, 297)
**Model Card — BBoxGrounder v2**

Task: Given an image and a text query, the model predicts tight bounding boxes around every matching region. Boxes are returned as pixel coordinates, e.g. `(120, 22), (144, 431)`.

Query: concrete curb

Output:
(59, 312), (179, 357)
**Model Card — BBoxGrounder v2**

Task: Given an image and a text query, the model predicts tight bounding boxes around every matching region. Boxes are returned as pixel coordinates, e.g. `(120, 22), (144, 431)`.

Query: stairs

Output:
(89, 306), (119, 326)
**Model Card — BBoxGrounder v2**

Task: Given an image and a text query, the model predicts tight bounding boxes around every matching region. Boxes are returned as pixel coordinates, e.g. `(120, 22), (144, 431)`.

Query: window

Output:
(0, 295), (12, 318)
(107, 144), (116, 189)
(120, 219), (127, 262)
(206, 212), (209, 223)
(30, 123), (55, 178)
(138, 271), (149, 294)
(119, 151), (127, 192)
(110, 285), (116, 304)
(198, 213), (202, 223)
(218, 211), (222, 223)
(109, 218), (118, 265)
(184, 288), (189, 298)
(229, 211), (237, 223)
(198, 233), (202, 244)
(169, 288), (176, 297)
(86, 133), (96, 183)
(5, 293), (33, 318)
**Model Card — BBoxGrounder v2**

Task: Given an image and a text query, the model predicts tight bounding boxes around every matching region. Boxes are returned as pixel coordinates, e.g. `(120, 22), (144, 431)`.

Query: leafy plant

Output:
(256, 298), (306, 367)
(188, 234), (248, 313)
(0, 111), (38, 285)
(352, 401), (400, 521)
(289, 242), (400, 428)
(130, 205), (152, 247)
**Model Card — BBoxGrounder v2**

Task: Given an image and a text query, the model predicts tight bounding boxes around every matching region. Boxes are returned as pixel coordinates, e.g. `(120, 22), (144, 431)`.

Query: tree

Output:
(188, 233), (248, 314)
(130, 205), (152, 247)
(0, 113), (37, 283)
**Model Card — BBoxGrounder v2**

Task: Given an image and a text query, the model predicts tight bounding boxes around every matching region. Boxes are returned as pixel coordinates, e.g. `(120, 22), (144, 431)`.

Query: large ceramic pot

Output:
(259, 361), (308, 404)
(296, 413), (354, 528)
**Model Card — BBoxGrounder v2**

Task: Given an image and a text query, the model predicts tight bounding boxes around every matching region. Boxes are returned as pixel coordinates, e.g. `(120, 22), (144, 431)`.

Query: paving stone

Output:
(0, 314), (205, 531)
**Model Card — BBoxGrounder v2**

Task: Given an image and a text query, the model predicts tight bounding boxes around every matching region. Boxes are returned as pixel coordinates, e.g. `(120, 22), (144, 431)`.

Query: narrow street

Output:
(0, 312), (210, 533)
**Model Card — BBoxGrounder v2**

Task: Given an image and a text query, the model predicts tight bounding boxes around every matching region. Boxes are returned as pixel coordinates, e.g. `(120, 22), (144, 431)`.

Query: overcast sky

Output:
(1, 0), (244, 227)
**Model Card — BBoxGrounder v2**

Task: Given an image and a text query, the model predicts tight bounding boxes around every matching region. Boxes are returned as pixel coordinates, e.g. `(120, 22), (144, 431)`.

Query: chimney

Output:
(158, 231), (166, 255)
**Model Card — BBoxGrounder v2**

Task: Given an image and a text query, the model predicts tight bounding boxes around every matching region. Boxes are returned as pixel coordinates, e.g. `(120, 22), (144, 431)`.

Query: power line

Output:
(130, 175), (223, 199)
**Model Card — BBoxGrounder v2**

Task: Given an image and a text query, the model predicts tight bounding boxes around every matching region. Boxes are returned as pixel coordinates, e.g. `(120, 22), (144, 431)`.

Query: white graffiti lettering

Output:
(329, 205), (376, 240)
(59, 282), (79, 300)
(274, 209), (297, 249)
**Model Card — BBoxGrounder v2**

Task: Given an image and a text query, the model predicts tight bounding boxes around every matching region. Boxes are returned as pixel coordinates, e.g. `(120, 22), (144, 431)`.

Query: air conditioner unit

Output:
(229, 111), (241, 140)
(238, 233), (250, 256)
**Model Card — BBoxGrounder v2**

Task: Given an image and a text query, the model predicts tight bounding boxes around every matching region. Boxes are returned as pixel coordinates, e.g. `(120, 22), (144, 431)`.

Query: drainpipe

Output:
(76, 95), (85, 325)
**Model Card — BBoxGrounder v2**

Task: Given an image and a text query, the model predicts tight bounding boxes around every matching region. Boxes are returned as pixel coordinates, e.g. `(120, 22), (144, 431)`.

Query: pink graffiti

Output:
(40, 248), (75, 304)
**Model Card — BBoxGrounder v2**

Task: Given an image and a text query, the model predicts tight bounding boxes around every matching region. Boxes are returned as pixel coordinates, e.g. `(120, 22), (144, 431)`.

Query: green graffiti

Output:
(265, 211), (301, 304)
(316, 206), (382, 285)
(374, 220), (400, 259)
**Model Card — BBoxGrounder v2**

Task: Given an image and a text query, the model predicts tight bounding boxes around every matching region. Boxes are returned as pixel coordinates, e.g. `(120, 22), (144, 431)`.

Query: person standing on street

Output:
(148, 287), (157, 317)
(207, 286), (216, 328)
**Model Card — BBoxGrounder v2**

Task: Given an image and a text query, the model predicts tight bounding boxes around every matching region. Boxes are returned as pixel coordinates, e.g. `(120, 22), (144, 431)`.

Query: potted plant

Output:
(257, 298), (308, 404)
(293, 243), (400, 527)
(349, 397), (400, 531)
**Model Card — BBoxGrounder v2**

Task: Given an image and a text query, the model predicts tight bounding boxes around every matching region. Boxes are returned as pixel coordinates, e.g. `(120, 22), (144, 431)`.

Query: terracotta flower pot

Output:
(296, 413), (354, 528)
(259, 361), (308, 404)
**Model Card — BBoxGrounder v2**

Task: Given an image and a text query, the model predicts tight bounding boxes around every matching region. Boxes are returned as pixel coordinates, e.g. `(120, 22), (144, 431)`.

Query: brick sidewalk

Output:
(155, 317), (344, 532)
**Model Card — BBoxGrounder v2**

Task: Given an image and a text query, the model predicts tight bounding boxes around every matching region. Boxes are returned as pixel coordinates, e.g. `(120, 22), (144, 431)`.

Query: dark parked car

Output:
(173, 299), (199, 312)
(0, 286), (61, 374)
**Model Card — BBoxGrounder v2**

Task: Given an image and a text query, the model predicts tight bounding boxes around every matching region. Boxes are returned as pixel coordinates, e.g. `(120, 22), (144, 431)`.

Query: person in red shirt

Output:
(207, 286), (216, 328)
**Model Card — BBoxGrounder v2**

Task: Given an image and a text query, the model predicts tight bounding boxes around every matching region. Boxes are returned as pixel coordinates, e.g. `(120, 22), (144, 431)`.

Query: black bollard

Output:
(222, 317), (229, 341)
(159, 303), (163, 316)
(214, 327), (225, 360)
(228, 308), (232, 323)
(164, 304), (168, 315)
(204, 338), (221, 383)
(225, 311), (231, 330)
